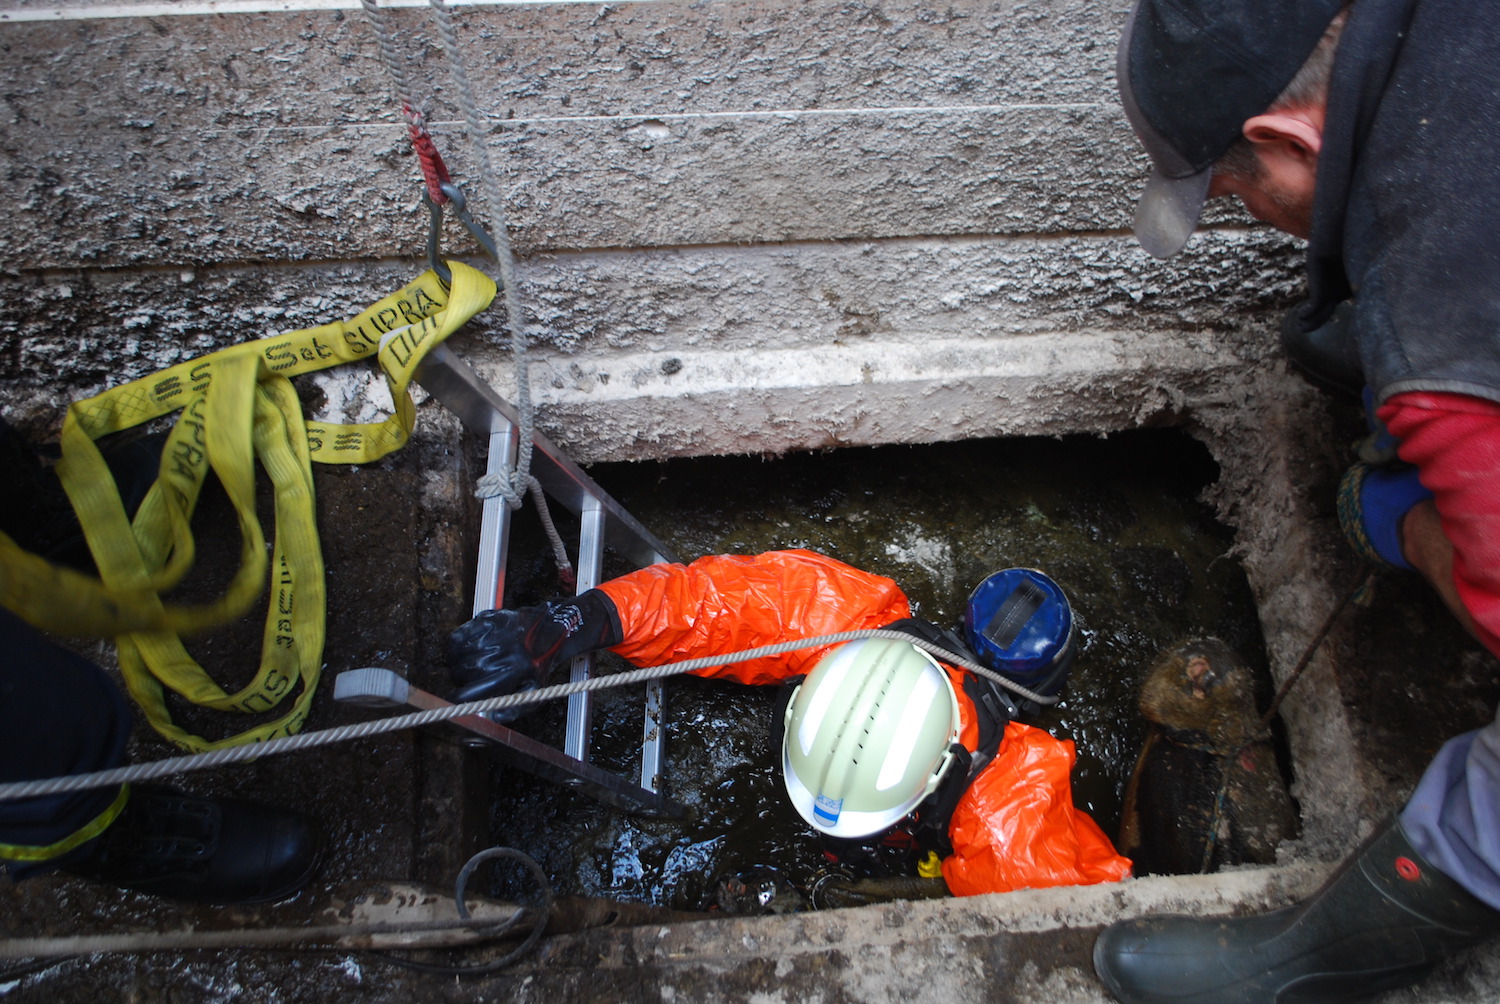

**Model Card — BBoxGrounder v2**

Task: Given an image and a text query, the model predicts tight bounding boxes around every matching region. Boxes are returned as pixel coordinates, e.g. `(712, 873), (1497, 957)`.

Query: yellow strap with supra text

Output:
(0, 263), (496, 751)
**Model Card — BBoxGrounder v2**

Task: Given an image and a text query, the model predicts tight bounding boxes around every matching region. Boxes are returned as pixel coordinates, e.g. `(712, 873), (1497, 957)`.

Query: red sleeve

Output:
(597, 550), (913, 684)
(1379, 391), (1500, 658)
(941, 722), (1133, 896)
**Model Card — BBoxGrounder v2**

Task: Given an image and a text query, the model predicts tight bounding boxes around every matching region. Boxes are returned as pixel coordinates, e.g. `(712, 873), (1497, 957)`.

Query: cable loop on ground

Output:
(356, 847), (554, 975)
(452, 847), (553, 970)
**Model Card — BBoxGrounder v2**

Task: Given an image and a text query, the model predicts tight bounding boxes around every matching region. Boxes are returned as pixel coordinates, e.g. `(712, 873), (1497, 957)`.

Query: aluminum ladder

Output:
(334, 342), (685, 818)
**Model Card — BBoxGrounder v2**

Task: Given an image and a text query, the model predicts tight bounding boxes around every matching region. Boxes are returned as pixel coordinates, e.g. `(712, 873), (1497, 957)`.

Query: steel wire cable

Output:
(360, 0), (573, 582)
(0, 628), (1055, 803)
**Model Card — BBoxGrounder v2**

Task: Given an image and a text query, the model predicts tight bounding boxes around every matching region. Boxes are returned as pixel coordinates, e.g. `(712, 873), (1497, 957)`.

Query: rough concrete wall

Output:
(1188, 364), (1387, 856)
(0, 0), (1303, 458)
(3, 0), (1252, 263)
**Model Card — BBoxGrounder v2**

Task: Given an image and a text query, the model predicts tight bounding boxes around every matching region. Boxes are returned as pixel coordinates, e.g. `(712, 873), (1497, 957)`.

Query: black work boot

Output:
(68, 785), (319, 905)
(1093, 818), (1500, 1003)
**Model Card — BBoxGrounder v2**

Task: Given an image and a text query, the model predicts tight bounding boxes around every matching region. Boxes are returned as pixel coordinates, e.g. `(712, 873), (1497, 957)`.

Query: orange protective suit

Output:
(598, 549), (1133, 897)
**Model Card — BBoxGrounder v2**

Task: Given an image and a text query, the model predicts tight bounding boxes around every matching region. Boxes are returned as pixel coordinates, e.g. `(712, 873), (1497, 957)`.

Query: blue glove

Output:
(1336, 462), (1434, 570)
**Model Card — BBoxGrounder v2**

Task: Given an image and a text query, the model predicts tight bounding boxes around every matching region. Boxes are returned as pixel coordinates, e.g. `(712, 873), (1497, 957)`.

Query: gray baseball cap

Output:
(1116, 0), (1343, 258)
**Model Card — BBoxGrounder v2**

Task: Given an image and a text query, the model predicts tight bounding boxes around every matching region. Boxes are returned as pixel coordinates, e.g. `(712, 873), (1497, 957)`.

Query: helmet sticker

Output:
(814, 793), (843, 827)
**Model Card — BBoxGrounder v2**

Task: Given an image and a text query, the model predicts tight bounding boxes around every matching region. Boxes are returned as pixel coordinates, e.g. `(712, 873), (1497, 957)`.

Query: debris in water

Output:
(1118, 637), (1297, 875)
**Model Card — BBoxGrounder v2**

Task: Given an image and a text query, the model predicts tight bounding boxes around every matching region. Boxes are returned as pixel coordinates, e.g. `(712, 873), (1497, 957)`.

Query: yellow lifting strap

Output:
(0, 263), (496, 752)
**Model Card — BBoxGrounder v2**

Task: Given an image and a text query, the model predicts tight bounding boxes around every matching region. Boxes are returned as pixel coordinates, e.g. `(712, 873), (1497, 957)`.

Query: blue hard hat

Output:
(963, 568), (1076, 688)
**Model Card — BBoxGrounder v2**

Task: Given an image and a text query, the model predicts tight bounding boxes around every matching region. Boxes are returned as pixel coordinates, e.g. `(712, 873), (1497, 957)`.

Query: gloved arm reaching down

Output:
(446, 589), (622, 721)
(445, 550), (915, 721)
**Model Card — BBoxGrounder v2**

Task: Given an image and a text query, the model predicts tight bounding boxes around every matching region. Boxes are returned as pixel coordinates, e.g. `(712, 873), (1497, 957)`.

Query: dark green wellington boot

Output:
(1093, 818), (1500, 1003)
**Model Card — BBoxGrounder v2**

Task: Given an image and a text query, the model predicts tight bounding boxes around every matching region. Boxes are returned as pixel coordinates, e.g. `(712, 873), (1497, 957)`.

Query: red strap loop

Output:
(402, 102), (451, 206)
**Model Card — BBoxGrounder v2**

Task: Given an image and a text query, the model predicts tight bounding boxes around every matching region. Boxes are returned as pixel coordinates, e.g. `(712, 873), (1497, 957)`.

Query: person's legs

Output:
(0, 607), (320, 904)
(0, 606), (132, 874)
(1, 418), (320, 904)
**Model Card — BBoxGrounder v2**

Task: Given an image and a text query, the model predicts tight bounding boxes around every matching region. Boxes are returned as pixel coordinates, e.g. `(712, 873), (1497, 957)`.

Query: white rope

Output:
(360, 0), (573, 580)
(0, 629), (1056, 803)
(427, 0), (573, 579)
(359, 0), (418, 116)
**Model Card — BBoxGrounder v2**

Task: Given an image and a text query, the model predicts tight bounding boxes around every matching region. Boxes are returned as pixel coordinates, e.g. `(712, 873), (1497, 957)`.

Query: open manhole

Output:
(471, 427), (1292, 910)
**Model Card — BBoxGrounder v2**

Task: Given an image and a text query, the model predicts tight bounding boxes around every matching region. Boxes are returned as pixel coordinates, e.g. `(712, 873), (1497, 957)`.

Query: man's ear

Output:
(1243, 112), (1324, 162)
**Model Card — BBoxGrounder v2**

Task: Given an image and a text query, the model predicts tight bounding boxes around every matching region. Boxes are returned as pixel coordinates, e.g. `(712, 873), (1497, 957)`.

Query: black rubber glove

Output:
(446, 588), (622, 721)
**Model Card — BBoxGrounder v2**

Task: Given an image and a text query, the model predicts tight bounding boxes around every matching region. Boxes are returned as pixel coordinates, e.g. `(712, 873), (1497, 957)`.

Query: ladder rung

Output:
(414, 344), (681, 811)
(333, 668), (686, 817)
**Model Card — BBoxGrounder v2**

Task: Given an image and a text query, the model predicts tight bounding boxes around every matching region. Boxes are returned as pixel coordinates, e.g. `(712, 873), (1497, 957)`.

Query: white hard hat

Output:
(781, 638), (962, 839)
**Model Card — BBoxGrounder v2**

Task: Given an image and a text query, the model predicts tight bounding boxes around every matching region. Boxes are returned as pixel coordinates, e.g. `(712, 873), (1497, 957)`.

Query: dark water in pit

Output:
(483, 428), (1272, 911)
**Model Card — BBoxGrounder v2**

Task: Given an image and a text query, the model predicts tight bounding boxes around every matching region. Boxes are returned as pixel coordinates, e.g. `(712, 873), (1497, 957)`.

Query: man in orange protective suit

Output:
(446, 549), (1132, 897)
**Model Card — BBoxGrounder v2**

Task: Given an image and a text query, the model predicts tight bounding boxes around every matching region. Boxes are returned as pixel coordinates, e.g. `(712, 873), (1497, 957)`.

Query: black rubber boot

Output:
(1281, 300), (1364, 397)
(67, 785), (319, 905)
(1093, 818), (1500, 1003)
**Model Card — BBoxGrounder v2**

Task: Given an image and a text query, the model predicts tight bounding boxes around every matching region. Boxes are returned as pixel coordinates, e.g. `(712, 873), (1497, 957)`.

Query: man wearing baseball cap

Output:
(1097, 1), (1500, 1001)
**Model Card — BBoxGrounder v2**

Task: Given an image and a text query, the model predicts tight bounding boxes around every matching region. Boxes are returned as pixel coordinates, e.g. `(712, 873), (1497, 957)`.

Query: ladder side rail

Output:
(641, 678), (667, 794)
(472, 426), (519, 617)
(415, 344), (680, 569)
(564, 497), (606, 762)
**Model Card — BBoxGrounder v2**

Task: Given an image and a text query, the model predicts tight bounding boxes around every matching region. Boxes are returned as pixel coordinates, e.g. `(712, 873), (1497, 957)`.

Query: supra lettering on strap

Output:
(0, 265), (496, 752)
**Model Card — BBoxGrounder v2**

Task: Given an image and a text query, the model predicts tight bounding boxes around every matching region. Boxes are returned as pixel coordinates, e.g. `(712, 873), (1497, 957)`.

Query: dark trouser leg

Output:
(0, 606), (131, 875)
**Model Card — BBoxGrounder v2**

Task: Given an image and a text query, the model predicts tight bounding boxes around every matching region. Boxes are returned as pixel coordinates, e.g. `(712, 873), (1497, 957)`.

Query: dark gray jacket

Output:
(1289, 0), (1500, 406)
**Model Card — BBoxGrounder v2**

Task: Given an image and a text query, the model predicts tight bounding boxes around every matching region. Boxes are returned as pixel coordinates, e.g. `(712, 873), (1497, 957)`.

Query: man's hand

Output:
(1337, 461), (1434, 571)
(1400, 500), (1486, 645)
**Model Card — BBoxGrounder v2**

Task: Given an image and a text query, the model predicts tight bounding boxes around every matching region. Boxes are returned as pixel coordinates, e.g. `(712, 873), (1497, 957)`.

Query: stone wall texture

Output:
(0, 0), (1305, 459)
